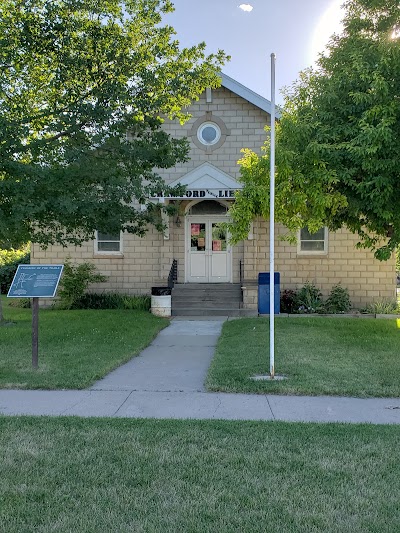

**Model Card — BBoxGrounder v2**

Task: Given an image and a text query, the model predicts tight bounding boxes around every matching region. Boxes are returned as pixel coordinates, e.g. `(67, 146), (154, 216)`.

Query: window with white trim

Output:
(95, 231), (122, 254)
(298, 227), (328, 254)
(197, 122), (221, 146)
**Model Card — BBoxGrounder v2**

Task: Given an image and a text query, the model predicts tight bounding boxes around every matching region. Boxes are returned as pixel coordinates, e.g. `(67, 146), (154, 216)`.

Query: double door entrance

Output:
(186, 217), (231, 283)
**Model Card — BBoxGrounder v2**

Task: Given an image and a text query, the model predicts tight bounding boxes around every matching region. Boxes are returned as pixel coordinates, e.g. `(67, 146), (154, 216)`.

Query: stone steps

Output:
(171, 283), (247, 317)
(171, 308), (257, 317)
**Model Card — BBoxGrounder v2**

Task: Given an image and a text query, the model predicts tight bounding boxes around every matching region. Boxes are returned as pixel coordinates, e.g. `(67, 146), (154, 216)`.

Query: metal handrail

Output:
(168, 259), (178, 288)
(239, 260), (244, 304)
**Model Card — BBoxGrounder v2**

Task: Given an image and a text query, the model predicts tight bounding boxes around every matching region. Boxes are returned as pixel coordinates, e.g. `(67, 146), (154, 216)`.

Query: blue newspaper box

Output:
(258, 272), (280, 314)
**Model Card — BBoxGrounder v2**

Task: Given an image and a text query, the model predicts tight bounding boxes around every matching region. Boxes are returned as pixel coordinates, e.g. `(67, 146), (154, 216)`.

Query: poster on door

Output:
(191, 224), (200, 236)
(212, 240), (222, 251)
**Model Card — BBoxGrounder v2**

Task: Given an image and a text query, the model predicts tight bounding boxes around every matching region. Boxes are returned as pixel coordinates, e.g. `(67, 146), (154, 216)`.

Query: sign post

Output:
(32, 297), (39, 369)
(7, 265), (64, 368)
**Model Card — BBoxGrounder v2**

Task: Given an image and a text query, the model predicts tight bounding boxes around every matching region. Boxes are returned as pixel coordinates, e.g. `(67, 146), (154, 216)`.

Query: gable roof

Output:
(219, 72), (281, 118)
(169, 162), (242, 190)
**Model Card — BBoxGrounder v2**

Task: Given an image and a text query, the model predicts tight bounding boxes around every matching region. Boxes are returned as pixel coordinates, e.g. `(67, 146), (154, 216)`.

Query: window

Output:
(95, 231), (122, 254)
(189, 200), (227, 215)
(189, 114), (228, 152)
(197, 122), (221, 146)
(298, 227), (328, 254)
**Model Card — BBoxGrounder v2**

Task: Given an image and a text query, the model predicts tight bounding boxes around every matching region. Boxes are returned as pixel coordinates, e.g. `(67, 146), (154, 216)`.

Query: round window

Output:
(197, 122), (221, 146)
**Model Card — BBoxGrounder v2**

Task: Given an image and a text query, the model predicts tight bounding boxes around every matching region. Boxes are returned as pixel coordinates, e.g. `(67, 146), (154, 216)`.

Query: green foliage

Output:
(229, 0), (400, 261)
(325, 284), (352, 313)
(8, 298), (31, 308)
(0, 245), (30, 266)
(295, 282), (323, 313)
(57, 260), (107, 309)
(228, 135), (347, 245)
(0, 0), (228, 248)
(0, 246), (30, 293)
(72, 293), (151, 311)
(121, 295), (151, 311)
(364, 298), (399, 315)
(281, 284), (352, 314)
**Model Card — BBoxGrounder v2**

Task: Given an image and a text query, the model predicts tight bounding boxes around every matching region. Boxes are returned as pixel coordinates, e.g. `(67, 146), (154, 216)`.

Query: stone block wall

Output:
(158, 86), (269, 184)
(31, 226), (164, 297)
(242, 218), (396, 310)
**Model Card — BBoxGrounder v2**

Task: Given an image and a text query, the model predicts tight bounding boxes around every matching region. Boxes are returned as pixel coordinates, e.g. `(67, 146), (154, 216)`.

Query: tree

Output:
(0, 0), (228, 249)
(229, 0), (399, 260)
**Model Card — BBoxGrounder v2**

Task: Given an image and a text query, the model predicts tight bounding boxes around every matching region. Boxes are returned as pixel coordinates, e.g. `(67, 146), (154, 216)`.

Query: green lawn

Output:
(1, 417), (400, 533)
(0, 299), (167, 389)
(206, 317), (400, 397)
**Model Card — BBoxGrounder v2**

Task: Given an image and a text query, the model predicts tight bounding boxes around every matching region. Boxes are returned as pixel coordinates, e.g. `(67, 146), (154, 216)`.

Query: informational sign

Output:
(7, 265), (64, 298)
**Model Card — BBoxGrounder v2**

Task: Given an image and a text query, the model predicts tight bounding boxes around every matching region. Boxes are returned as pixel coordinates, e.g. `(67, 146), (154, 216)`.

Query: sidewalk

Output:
(1, 317), (400, 424)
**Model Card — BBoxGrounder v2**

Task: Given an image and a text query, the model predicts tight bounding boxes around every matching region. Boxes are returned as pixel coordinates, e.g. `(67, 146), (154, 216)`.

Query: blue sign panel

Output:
(258, 272), (280, 314)
(7, 265), (64, 298)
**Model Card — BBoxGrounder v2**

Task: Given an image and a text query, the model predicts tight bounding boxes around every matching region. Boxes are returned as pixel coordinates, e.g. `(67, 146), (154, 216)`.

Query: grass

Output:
(0, 298), (167, 389)
(1, 417), (400, 532)
(206, 317), (400, 397)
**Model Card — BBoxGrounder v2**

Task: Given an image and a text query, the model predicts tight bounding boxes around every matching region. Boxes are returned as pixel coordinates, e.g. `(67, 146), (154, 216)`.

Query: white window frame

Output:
(94, 231), (123, 255)
(197, 122), (221, 146)
(297, 227), (328, 255)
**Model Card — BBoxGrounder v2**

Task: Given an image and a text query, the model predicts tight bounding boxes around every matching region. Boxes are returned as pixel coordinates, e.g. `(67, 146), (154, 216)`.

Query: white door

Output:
(186, 218), (231, 283)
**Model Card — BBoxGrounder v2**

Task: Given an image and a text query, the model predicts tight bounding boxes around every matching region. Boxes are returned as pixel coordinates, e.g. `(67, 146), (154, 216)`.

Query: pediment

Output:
(169, 163), (242, 190)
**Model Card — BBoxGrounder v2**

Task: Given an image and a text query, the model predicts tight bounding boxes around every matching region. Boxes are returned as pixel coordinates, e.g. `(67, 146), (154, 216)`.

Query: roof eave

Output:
(219, 72), (281, 118)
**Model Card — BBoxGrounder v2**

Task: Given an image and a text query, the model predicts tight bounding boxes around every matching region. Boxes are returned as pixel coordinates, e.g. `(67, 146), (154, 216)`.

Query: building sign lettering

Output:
(154, 189), (239, 200)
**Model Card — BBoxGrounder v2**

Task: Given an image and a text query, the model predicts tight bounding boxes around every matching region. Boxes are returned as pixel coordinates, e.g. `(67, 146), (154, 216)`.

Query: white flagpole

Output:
(270, 53), (276, 379)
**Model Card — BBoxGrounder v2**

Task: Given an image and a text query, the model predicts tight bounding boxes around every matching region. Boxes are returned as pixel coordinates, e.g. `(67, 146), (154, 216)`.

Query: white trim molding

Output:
(94, 231), (123, 255)
(197, 121), (221, 146)
(297, 227), (328, 255)
(155, 163), (242, 201)
(220, 72), (282, 118)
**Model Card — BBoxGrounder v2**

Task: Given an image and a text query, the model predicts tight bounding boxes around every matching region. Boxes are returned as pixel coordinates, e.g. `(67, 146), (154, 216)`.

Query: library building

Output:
(32, 74), (396, 315)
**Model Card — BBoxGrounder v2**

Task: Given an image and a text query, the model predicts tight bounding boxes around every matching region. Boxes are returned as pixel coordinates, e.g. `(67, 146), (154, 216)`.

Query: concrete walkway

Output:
(90, 318), (222, 393)
(1, 317), (400, 424)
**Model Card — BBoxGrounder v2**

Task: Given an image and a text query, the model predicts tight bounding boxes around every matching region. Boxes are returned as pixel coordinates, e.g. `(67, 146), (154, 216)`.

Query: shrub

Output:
(0, 246), (30, 293)
(295, 281), (323, 313)
(72, 293), (122, 309)
(325, 283), (352, 313)
(280, 289), (298, 313)
(121, 295), (151, 311)
(8, 298), (31, 308)
(364, 298), (399, 315)
(57, 260), (107, 309)
(71, 292), (151, 311)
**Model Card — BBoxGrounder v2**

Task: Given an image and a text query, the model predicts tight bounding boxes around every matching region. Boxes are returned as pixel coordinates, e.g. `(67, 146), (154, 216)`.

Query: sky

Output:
(165, 0), (346, 104)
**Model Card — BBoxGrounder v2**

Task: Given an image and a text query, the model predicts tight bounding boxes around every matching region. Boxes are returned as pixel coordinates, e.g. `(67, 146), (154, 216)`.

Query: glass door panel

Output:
(190, 223), (206, 251)
(211, 223), (227, 252)
(189, 222), (207, 281)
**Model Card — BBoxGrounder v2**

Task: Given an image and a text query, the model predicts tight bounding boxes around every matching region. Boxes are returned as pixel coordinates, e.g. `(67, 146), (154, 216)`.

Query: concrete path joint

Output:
(1, 318), (400, 424)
